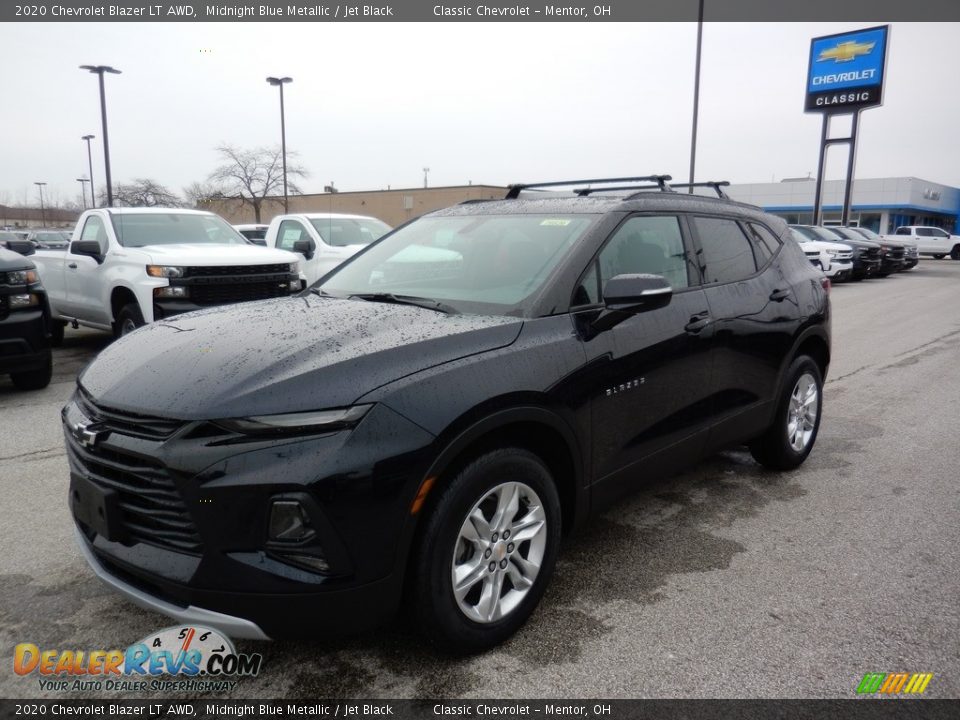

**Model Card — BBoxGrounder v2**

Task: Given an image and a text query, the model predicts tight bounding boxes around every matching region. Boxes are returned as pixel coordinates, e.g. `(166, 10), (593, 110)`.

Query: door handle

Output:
(67, 263), (78, 269)
(685, 312), (710, 333)
(769, 288), (790, 302)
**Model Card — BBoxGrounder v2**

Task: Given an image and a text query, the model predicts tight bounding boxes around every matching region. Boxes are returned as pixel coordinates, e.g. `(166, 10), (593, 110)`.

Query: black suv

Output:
(66, 177), (830, 651)
(1, 244), (52, 390)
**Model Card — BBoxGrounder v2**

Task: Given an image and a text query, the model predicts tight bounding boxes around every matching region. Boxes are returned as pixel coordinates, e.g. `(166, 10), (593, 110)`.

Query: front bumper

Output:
(0, 307), (50, 374)
(65, 395), (436, 639)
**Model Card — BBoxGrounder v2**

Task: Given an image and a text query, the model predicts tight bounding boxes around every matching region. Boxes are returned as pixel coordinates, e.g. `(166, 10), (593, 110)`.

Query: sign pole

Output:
(841, 111), (860, 226)
(813, 114), (829, 226)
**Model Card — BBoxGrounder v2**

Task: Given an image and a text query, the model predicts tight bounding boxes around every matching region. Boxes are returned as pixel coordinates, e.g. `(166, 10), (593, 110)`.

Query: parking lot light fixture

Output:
(81, 135), (96, 208)
(76, 178), (90, 210)
(80, 66), (121, 207)
(266, 76), (293, 213)
(34, 182), (47, 227)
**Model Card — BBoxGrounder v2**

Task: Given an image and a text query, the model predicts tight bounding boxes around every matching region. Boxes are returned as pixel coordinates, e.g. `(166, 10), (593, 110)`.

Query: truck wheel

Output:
(750, 355), (823, 471)
(10, 355), (52, 391)
(951, 245), (960, 261)
(932, 254), (945, 260)
(50, 321), (66, 347)
(411, 448), (561, 653)
(116, 303), (145, 337)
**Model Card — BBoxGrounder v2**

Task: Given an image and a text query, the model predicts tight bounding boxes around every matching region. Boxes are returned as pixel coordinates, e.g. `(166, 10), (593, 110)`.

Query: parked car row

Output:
(787, 223), (939, 282)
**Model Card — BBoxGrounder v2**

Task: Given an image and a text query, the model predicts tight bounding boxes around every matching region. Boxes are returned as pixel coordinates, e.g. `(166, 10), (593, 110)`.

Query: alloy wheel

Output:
(787, 372), (819, 452)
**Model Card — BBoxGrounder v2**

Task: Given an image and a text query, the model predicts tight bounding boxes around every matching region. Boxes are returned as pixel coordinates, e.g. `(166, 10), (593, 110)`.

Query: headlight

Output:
(215, 404), (372, 436)
(9, 293), (41, 309)
(153, 286), (190, 298)
(146, 265), (185, 278)
(289, 261), (300, 274)
(4, 270), (39, 284)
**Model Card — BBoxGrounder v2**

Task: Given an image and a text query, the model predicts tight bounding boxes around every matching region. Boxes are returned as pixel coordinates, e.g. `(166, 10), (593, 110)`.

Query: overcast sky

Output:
(1, 21), (958, 208)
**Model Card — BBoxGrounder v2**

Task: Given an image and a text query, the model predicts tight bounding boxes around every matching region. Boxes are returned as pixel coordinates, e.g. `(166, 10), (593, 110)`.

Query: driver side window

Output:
(76, 215), (107, 254)
(277, 220), (309, 252)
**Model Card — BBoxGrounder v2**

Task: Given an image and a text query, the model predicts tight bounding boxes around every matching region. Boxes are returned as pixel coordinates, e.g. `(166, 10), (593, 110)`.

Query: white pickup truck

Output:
(263, 213), (391, 285)
(31, 207), (301, 341)
(887, 226), (960, 260)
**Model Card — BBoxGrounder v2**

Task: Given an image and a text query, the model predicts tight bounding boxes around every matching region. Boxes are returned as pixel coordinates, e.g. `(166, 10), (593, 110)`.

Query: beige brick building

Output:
(204, 185), (508, 229)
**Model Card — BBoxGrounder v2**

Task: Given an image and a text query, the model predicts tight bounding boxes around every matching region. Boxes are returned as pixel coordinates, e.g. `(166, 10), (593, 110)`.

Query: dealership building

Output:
(726, 176), (960, 234)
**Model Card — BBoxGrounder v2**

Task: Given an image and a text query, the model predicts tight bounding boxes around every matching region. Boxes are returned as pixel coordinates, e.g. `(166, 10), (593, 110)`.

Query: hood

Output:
(801, 240), (852, 252)
(79, 295), (522, 420)
(139, 243), (298, 265)
(0, 247), (35, 271)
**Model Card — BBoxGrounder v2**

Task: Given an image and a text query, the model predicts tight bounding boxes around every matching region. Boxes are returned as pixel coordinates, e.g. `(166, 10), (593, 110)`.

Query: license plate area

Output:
(70, 473), (125, 543)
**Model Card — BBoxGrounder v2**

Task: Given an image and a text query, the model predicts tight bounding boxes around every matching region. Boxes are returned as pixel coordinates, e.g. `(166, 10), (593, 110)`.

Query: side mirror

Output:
(5, 239), (35, 256)
(71, 240), (105, 264)
(293, 239), (315, 260)
(591, 274), (672, 334)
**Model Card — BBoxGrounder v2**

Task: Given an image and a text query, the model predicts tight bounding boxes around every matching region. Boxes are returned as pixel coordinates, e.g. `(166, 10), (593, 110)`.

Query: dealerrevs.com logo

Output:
(856, 672), (934, 695)
(14, 625), (263, 693)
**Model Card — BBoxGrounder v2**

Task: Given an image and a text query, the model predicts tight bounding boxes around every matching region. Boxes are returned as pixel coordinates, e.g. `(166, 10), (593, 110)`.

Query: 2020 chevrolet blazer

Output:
(66, 177), (830, 651)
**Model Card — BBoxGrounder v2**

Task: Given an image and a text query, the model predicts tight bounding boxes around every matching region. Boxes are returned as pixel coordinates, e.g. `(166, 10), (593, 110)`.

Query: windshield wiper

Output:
(348, 293), (459, 315)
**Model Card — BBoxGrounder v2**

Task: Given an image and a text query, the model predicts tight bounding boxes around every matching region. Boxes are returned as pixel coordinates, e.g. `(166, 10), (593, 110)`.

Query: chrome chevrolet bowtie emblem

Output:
(72, 422), (103, 449)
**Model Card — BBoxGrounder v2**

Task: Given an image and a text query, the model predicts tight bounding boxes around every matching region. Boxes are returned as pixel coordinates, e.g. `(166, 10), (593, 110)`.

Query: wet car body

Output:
(67, 188), (831, 646)
(0, 246), (52, 389)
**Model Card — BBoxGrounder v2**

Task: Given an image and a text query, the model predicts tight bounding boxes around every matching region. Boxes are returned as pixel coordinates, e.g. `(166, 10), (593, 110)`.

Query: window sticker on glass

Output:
(540, 219), (571, 226)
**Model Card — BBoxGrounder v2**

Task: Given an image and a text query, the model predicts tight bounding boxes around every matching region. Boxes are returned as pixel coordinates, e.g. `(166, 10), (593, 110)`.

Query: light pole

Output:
(423, 167), (430, 189)
(80, 65), (121, 207)
(266, 76), (292, 212)
(34, 182), (47, 227)
(77, 178), (90, 209)
(82, 134), (96, 207)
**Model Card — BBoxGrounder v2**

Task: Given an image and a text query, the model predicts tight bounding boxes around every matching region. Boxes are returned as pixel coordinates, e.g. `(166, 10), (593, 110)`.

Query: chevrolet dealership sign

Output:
(805, 25), (889, 112)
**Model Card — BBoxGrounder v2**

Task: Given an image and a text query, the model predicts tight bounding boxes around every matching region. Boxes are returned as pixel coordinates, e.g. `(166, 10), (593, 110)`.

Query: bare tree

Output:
(99, 178), (183, 207)
(183, 180), (225, 208)
(208, 144), (307, 222)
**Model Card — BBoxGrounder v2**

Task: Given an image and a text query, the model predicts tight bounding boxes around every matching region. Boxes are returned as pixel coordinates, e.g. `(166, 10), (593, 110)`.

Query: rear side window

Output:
(895, 227), (911, 235)
(692, 217), (757, 284)
(746, 223), (781, 266)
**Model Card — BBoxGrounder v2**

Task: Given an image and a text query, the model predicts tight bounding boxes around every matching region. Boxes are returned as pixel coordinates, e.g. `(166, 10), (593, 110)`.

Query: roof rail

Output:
(666, 181), (731, 199)
(505, 175), (673, 199)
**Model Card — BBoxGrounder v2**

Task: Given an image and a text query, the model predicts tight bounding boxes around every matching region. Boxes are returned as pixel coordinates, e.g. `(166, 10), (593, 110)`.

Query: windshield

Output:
(319, 214), (597, 316)
(310, 217), (391, 247)
(852, 227), (881, 241)
(111, 213), (248, 248)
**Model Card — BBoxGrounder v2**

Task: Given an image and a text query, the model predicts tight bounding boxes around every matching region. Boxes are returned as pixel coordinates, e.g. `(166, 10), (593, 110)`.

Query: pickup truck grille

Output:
(66, 432), (202, 555)
(0, 295), (7, 321)
(184, 264), (290, 277)
(190, 280), (292, 306)
(862, 247), (881, 260)
(834, 251), (854, 261)
(886, 247), (905, 260)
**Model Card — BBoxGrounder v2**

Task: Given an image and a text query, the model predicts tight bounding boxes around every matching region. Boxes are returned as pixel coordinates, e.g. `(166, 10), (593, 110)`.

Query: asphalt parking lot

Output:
(2, 261), (959, 700)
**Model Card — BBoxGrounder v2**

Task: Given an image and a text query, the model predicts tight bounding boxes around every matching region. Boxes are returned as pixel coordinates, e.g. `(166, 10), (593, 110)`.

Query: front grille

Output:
(863, 248), (881, 259)
(189, 281), (291, 306)
(835, 251), (854, 261)
(77, 388), (182, 441)
(66, 432), (202, 555)
(0, 295), (8, 321)
(185, 264), (290, 277)
(888, 248), (905, 260)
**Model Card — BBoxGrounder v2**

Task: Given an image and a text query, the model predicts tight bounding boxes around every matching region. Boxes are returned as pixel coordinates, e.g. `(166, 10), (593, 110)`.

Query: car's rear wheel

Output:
(115, 303), (145, 337)
(411, 448), (561, 653)
(750, 355), (823, 471)
(951, 245), (960, 261)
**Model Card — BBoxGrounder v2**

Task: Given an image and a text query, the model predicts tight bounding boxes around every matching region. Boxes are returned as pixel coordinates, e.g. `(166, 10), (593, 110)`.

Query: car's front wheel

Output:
(750, 355), (823, 471)
(10, 355), (52, 391)
(951, 245), (960, 261)
(411, 448), (561, 653)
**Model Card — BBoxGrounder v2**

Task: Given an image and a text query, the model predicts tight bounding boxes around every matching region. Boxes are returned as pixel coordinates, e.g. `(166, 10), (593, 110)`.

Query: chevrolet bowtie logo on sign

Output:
(857, 672), (934, 695)
(817, 40), (876, 63)
(805, 25), (888, 112)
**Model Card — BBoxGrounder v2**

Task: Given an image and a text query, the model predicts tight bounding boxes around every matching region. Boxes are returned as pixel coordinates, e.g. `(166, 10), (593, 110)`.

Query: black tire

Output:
(10, 354), (52, 391)
(115, 303), (145, 338)
(750, 355), (823, 471)
(50, 320), (66, 347)
(951, 245), (960, 261)
(410, 448), (561, 653)
(932, 254), (945, 260)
